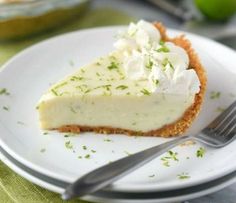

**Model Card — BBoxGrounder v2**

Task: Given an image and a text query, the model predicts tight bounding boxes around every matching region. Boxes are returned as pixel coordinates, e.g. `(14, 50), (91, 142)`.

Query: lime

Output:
(195, 0), (236, 21)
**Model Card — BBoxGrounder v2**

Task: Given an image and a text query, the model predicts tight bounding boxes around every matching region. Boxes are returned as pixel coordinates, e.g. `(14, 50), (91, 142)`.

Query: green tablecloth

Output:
(0, 8), (134, 203)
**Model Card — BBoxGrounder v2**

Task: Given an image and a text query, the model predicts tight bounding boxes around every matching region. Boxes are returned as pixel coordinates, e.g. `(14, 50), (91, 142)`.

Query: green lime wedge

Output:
(195, 0), (236, 21)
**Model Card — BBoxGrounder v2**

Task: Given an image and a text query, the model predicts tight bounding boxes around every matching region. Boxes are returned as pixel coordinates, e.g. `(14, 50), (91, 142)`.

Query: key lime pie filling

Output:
(37, 20), (206, 137)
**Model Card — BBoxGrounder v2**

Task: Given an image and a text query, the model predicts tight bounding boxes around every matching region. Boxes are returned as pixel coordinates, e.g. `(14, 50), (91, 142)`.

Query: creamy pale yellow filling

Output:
(38, 53), (195, 132)
(39, 94), (194, 132)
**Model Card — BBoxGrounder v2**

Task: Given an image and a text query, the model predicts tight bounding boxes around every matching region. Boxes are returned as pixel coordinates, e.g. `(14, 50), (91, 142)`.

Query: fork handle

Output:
(62, 135), (191, 200)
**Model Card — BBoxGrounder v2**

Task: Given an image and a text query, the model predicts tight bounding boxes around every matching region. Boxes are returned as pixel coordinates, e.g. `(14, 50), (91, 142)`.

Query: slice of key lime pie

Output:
(37, 20), (206, 137)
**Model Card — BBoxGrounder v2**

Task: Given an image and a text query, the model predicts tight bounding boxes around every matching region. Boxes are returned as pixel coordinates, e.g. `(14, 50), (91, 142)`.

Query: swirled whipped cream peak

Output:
(114, 20), (200, 95)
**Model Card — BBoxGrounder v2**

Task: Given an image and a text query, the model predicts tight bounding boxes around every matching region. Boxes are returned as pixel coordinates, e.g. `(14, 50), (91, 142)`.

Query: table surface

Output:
(93, 1), (236, 203)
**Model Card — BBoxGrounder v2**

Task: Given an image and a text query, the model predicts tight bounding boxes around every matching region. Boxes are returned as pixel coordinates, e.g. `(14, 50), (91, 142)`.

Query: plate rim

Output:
(1, 145), (236, 203)
(0, 26), (236, 193)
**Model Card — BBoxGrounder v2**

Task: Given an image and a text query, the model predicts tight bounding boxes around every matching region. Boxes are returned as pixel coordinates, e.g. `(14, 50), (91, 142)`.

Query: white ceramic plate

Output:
(1, 145), (236, 203)
(0, 27), (236, 193)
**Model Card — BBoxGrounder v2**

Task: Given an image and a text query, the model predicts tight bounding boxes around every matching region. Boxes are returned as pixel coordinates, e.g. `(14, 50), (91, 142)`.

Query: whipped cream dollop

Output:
(114, 20), (200, 95)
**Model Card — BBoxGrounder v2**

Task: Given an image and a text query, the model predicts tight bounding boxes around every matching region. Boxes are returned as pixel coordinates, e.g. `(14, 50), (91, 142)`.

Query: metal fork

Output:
(62, 101), (236, 200)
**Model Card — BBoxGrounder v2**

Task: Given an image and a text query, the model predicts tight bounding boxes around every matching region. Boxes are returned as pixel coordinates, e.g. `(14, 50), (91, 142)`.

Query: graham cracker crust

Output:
(58, 22), (207, 137)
